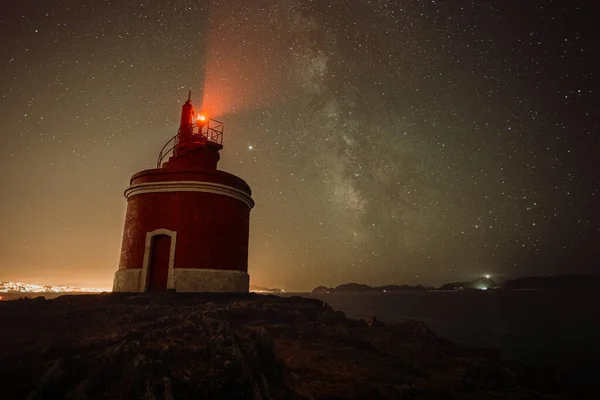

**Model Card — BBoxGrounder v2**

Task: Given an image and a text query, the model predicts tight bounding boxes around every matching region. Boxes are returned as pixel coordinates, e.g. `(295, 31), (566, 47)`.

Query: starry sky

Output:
(0, 0), (598, 291)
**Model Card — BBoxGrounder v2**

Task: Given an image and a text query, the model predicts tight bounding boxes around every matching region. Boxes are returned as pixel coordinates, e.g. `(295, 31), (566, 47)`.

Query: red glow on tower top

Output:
(157, 91), (224, 169)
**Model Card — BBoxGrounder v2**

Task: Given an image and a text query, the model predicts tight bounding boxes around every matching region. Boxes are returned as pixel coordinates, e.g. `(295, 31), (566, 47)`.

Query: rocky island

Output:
(0, 292), (582, 399)
(314, 274), (600, 293)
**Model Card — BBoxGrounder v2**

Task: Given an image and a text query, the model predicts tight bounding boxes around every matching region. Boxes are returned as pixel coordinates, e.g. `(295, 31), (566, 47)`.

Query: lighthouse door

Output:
(147, 234), (171, 291)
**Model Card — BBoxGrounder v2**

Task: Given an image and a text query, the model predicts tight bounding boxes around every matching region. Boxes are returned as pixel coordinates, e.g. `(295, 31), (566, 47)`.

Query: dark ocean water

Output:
(285, 290), (600, 372)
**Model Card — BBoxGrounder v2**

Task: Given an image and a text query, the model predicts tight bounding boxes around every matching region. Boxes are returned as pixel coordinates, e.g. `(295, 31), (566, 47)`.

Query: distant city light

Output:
(0, 281), (110, 293)
(484, 274), (491, 279)
(250, 288), (286, 294)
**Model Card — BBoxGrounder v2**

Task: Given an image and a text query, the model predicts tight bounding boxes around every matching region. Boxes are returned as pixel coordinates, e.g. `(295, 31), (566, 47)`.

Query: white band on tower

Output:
(124, 181), (255, 209)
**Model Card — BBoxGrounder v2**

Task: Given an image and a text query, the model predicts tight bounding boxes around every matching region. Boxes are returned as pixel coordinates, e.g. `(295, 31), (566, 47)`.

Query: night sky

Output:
(0, 0), (598, 291)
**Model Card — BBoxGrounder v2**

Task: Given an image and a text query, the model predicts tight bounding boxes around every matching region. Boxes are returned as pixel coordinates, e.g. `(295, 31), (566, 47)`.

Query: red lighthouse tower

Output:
(113, 92), (254, 292)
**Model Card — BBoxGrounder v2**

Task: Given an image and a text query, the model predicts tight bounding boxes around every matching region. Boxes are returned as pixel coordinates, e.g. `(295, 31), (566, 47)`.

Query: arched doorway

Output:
(147, 234), (171, 291)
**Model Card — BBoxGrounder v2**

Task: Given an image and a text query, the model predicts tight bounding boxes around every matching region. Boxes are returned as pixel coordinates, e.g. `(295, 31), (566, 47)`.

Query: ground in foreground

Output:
(0, 293), (579, 399)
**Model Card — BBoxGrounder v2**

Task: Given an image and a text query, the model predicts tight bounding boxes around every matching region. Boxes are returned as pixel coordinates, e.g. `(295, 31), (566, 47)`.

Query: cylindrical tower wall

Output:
(119, 191), (250, 271)
(113, 168), (253, 293)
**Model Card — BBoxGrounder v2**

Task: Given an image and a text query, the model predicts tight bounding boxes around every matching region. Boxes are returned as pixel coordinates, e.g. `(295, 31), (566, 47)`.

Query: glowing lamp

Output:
(197, 114), (207, 122)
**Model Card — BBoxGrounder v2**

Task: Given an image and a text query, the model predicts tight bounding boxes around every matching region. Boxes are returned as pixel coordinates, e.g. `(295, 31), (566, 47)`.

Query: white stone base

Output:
(174, 269), (249, 292)
(113, 268), (249, 293)
(113, 269), (143, 292)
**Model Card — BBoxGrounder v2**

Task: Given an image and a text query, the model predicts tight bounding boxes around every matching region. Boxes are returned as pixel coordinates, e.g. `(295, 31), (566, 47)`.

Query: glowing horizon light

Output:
(0, 281), (110, 293)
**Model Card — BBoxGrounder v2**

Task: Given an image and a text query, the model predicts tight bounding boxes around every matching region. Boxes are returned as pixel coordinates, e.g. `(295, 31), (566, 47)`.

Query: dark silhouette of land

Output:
(249, 285), (284, 293)
(499, 275), (600, 290)
(0, 293), (584, 399)
(313, 274), (600, 293)
(313, 283), (429, 293)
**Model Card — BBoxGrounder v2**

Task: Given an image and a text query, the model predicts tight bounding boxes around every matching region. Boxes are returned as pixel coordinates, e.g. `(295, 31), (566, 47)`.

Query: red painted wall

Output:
(118, 188), (251, 273)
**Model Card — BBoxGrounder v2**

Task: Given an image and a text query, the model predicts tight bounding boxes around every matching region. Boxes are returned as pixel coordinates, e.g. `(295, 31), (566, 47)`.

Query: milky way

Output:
(0, 0), (598, 290)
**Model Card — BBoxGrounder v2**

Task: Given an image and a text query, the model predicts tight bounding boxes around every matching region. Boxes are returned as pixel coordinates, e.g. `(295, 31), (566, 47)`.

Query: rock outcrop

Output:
(0, 293), (577, 399)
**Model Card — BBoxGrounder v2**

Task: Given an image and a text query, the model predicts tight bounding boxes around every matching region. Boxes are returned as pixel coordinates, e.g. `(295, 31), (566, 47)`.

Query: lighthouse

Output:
(112, 92), (254, 292)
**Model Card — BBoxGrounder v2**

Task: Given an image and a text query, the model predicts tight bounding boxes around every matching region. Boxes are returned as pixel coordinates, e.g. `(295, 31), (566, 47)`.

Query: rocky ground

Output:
(0, 293), (589, 399)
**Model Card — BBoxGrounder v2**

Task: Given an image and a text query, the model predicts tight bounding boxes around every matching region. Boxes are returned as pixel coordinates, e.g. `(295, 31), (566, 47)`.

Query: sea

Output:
(3, 289), (599, 376)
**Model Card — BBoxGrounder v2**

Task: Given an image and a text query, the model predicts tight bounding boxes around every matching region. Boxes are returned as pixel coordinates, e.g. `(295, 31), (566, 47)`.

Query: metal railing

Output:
(156, 118), (224, 168)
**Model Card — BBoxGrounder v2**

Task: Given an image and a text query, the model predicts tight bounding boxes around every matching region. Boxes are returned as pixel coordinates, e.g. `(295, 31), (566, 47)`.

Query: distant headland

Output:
(312, 274), (600, 293)
(249, 285), (285, 294)
(2, 274), (598, 296)
(313, 283), (431, 293)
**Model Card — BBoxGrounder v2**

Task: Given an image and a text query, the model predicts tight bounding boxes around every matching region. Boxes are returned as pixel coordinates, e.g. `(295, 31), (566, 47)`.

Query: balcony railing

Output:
(156, 118), (224, 168)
